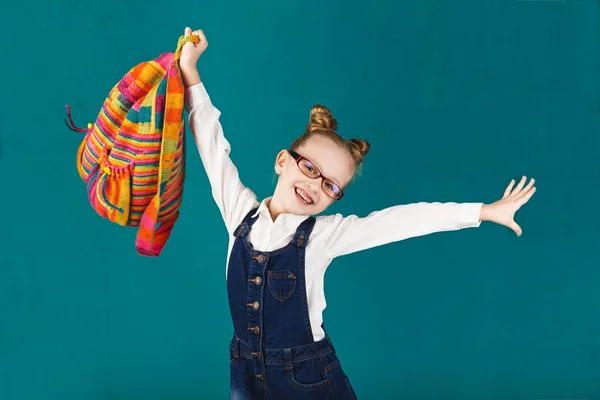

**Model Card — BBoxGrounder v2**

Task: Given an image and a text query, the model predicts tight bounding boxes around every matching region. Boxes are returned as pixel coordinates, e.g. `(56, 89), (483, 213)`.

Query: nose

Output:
(306, 180), (321, 196)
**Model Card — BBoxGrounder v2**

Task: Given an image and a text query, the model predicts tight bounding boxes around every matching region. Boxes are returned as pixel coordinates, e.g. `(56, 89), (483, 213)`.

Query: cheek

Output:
(317, 194), (333, 208)
(284, 167), (304, 184)
(279, 170), (301, 194)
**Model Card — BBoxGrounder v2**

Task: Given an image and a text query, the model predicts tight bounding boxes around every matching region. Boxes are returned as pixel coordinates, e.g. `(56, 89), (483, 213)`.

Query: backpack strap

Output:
(135, 34), (199, 257)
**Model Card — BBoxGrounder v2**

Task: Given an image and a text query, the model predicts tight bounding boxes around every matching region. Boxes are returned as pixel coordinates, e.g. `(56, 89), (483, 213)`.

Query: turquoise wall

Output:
(1, 0), (599, 398)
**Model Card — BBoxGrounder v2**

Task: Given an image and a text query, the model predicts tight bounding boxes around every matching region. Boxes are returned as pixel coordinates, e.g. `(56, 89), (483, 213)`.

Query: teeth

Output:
(296, 188), (312, 204)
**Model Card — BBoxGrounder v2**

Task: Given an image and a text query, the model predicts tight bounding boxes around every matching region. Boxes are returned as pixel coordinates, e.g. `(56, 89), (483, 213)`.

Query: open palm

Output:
(483, 176), (536, 236)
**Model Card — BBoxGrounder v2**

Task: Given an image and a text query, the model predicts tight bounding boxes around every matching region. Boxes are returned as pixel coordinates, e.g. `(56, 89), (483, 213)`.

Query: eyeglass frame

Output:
(287, 149), (345, 200)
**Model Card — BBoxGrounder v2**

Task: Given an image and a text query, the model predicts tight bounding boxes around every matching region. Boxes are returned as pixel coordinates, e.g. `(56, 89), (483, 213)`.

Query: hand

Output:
(179, 27), (208, 70)
(480, 176), (536, 237)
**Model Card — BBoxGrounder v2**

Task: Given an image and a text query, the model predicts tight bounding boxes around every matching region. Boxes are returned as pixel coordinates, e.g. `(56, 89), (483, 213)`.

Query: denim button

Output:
(253, 276), (262, 285)
(257, 255), (266, 263)
(248, 326), (260, 335)
(252, 301), (260, 310)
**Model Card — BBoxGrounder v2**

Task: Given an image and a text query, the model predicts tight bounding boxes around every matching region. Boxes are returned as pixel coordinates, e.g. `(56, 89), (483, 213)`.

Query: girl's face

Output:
(273, 135), (355, 216)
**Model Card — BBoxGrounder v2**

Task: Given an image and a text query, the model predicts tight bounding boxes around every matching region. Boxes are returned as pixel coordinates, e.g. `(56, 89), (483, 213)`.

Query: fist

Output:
(179, 27), (208, 70)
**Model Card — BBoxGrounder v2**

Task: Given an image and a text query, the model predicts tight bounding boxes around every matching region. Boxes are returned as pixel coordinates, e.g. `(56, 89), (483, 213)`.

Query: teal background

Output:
(1, 0), (599, 399)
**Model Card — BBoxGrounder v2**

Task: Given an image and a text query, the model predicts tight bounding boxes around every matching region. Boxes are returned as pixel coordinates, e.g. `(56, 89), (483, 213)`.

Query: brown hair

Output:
(289, 105), (370, 174)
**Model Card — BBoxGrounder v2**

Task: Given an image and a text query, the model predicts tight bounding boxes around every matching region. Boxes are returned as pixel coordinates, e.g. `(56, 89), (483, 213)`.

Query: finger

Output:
(192, 29), (207, 43)
(516, 185), (536, 206)
(515, 178), (535, 199)
(510, 221), (523, 237)
(185, 27), (192, 35)
(511, 176), (527, 196)
(521, 177), (535, 194)
(503, 179), (515, 199)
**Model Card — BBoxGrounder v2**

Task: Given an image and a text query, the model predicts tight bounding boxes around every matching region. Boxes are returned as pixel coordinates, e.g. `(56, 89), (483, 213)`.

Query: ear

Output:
(274, 150), (288, 175)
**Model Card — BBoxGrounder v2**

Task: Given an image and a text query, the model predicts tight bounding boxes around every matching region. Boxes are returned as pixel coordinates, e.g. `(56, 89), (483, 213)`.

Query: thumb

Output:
(185, 27), (192, 36)
(509, 220), (523, 237)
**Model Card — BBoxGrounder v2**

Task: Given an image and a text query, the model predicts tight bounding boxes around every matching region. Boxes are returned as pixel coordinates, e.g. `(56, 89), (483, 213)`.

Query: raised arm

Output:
(181, 28), (258, 234)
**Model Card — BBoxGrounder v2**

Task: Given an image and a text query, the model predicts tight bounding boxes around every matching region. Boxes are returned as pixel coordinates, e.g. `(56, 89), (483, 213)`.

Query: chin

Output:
(287, 202), (311, 216)
(287, 187), (316, 214)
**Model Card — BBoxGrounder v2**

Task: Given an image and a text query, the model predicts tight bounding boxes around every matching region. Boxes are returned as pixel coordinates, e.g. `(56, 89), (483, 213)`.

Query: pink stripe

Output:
(155, 53), (174, 69)
(139, 211), (157, 231)
(155, 95), (165, 112)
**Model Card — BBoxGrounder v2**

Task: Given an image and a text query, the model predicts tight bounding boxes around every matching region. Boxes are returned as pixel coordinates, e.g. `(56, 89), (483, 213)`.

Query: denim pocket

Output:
(267, 269), (297, 302)
(286, 358), (330, 392)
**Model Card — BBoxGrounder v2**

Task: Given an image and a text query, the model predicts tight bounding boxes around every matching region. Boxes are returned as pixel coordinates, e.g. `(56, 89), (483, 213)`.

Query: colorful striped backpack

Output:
(64, 34), (199, 257)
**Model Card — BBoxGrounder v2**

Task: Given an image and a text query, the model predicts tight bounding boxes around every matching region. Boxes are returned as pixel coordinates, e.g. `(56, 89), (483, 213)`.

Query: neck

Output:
(266, 196), (287, 222)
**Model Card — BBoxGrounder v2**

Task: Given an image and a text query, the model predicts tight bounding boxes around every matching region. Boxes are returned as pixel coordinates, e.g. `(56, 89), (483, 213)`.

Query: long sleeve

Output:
(318, 202), (483, 258)
(184, 82), (258, 234)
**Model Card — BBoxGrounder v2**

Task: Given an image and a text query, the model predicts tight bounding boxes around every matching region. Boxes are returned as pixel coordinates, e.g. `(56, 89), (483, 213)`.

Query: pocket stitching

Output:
(286, 369), (329, 392)
(267, 270), (297, 302)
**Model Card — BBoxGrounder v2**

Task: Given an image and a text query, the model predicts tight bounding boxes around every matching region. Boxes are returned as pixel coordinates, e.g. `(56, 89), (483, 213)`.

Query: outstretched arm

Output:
(319, 176), (536, 258)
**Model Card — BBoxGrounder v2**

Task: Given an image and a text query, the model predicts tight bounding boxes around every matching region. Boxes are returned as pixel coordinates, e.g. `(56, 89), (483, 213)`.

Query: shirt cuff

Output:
(458, 203), (483, 228)
(184, 82), (211, 112)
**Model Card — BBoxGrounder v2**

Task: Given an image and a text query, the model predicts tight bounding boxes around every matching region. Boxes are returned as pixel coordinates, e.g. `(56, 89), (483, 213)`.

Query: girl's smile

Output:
(294, 186), (314, 205)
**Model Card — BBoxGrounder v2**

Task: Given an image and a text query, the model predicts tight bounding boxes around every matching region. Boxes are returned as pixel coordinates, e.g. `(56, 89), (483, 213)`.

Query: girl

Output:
(179, 28), (536, 400)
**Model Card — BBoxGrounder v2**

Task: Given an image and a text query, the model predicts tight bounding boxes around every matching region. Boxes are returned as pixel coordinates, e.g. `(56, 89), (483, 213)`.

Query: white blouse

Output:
(184, 82), (483, 342)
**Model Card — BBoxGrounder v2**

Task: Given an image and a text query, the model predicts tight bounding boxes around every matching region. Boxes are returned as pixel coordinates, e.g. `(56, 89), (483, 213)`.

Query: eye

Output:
(298, 158), (320, 178)
(302, 161), (319, 176)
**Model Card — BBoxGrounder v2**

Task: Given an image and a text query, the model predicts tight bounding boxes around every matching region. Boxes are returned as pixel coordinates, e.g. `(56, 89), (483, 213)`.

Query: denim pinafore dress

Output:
(227, 208), (358, 399)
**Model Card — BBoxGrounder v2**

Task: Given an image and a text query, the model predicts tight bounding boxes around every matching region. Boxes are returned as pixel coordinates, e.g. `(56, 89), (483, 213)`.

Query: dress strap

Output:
(292, 217), (316, 248)
(233, 207), (260, 238)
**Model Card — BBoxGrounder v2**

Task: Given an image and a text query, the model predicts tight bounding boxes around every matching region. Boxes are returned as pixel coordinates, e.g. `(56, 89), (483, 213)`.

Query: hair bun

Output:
(309, 105), (338, 132)
(348, 138), (370, 164)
